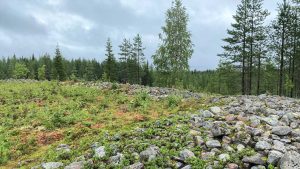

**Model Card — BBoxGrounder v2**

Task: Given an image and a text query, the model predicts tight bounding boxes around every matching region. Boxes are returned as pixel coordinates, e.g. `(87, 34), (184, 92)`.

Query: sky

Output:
(0, 0), (280, 70)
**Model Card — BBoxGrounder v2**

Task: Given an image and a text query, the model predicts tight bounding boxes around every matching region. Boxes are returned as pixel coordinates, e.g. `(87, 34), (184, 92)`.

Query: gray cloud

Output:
(0, 0), (280, 70)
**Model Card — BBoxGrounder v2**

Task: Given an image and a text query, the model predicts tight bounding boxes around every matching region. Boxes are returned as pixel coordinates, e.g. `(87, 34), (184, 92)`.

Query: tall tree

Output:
(152, 0), (193, 87)
(133, 34), (145, 84)
(53, 45), (66, 81)
(119, 38), (132, 83)
(104, 38), (117, 82)
(269, 0), (293, 96)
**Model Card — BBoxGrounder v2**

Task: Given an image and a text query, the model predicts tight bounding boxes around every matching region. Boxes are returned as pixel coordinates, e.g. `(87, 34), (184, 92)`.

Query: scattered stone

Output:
(94, 146), (106, 158)
(201, 110), (214, 118)
(64, 161), (84, 169)
(227, 163), (239, 169)
(210, 106), (221, 114)
(179, 149), (195, 161)
(206, 140), (221, 148)
(41, 162), (64, 169)
(140, 146), (160, 162)
(273, 140), (286, 153)
(109, 153), (124, 165)
(237, 144), (245, 152)
(211, 121), (230, 137)
(242, 153), (266, 165)
(218, 153), (230, 162)
(125, 162), (144, 169)
(255, 141), (271, 151)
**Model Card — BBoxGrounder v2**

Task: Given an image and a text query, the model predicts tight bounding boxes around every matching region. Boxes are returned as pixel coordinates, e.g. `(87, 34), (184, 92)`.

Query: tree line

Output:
(0, 0), (299, 98)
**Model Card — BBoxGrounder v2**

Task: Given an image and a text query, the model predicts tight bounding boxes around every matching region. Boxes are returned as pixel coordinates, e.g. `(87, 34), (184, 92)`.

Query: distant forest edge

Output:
(0, 0), (299, 98)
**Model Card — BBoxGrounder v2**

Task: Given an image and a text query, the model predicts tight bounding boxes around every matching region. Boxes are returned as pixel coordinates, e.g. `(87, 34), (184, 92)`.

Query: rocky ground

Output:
(5, 81), (299, 169)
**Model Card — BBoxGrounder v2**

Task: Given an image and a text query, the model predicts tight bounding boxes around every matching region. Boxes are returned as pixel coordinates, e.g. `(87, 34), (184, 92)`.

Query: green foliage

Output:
(153, 0), (193, 87)
(38, 65), (46, 80)
(13, 62), (29, 79)
(167, 95), (182, 108)
(53, 46), (66, 81)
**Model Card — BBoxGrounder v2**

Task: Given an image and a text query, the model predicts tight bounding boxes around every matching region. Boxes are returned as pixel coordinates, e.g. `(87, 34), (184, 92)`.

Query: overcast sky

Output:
(0, 0), (280, 70)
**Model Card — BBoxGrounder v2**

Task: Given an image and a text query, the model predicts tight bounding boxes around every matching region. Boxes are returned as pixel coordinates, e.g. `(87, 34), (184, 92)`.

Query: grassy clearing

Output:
(0, 81), (211, 168)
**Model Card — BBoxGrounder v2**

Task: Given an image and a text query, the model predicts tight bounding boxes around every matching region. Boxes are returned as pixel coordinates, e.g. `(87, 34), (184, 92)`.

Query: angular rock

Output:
(255, 141), (271, 151)
(273, 140), (286, 153)
(94, 146), (106, 158)
(179, 149), (195, 161)
(272, 126), (292, 136)
(242, 153), (266, 165)
(279, 151), (300, 169)
(206, 140), (221, 148)
(140, 146), (160, 162)
(267, 150), (283, 165)
(227, 163), (239, 169)
(109, 153), (124, 165)
(201, 110), (214, 118)
(210, 106), (221, 114)
(211, 121), (230, 137)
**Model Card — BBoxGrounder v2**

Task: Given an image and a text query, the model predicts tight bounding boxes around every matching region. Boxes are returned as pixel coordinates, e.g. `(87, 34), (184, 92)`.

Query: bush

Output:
(167, 95), (182, 108)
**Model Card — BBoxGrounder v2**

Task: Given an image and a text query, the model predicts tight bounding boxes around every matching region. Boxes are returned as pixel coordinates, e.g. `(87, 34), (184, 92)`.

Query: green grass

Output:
(0, 81), (211, 168)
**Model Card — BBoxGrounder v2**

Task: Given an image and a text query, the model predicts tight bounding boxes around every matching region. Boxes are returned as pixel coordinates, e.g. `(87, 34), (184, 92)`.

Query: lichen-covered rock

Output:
(267, 150), (283, 165)
(279, 151), (300, 169)
(206, 140), (221, 148)
(64, 161), (84, 169)
(179, 149), (195, 161)
(125, 162), (144, 169)
(140, 146), (160, 162)
(94, 146), (106, 158)
(255, 141), (271, 151)
(272, 126), (292, 136)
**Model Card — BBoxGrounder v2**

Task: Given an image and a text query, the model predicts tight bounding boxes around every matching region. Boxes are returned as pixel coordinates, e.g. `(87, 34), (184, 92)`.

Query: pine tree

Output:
(53, 45), (66, 81)
(104, 38), (117, 82)
(152, 0), (193, 87)
(269, 0), (293, 96)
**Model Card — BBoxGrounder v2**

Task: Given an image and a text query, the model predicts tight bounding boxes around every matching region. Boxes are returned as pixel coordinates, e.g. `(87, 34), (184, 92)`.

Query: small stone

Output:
(250, 165), (266, 169)
(218, 153), (230, 162)
(41, 162), (64, 169)
(272, 126), (292, 136)
(211, 121), (230, 137)
(201, 152), (215, 160)
(125, 162), (144, 169)
(140, 146), (160, 162)
(179, 149), (195, 161)
(201, 110), (214, 118)
(267, 150), (283, 165)
(242, 153), (266, 165)
(255, 141), (271, 151)
(94, 146), (106, 158)
(64, 161), (84, 169)
(206, 140), (221, 148)
(109, 153), (124, 165)
(210, 106), (221, 114)
(227, 163), (239, 169)
(237, 144), (245, 152)
(194, 136), (205, 146)
(181, 165), (192, 169)
(262, 115), (279, 126)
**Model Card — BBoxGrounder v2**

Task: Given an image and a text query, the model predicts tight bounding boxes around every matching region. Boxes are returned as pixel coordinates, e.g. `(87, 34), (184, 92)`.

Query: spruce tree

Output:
(53, 45), (66, 81)
(152, 0), (193, 87)
(119, 38), (132, 83)
(133, 34), (145, 84)
(104, 38), (117, 82)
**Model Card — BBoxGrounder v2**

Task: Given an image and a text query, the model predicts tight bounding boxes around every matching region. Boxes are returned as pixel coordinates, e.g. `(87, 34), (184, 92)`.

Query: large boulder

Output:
(179, 149), (195, 161)
(242, 153), (266, 165)
(272, 126), (292, 136)
(279, 151), (300, 169)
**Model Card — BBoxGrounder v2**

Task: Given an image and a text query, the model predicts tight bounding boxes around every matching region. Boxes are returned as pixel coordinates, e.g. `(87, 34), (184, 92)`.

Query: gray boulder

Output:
(94, 146), (106, 158)
(272, 126), (292, 136)
(125, 162), (144, 169)
(242, 153), (266, 165)
(267, 150), (283, 165)
(140, 146), (160, 162)
(109, 153), (124, 165)
(255, 141), (271, 151)
(179, 149), (195, 161)
(206, 140), (221, 148)
(279, 151), (300, 169)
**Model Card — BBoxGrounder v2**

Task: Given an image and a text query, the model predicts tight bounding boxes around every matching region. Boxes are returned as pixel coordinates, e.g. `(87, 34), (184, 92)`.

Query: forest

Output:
(0, 0), (299, 97)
